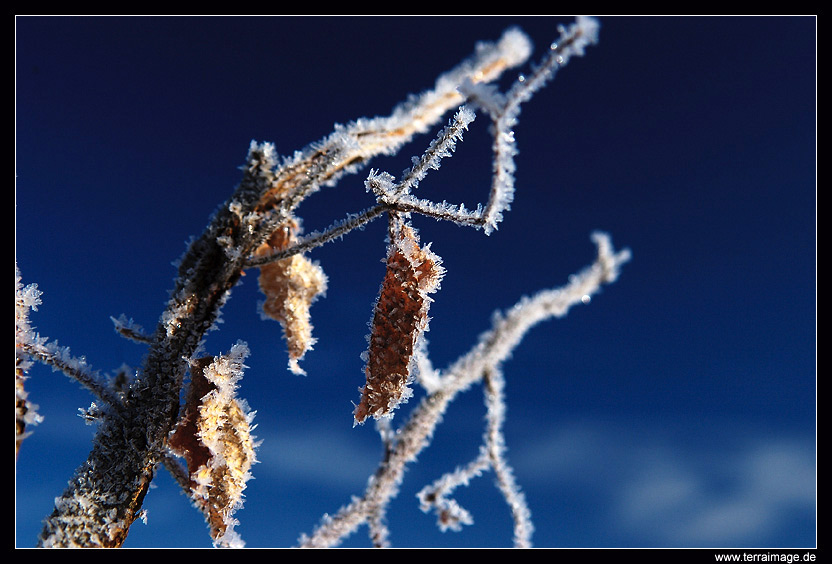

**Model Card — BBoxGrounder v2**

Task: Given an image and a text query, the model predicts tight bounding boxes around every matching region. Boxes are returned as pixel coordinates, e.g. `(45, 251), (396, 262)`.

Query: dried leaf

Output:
(168, 345), (257, 547)
(254, 218), (327, 375)
(354, 214), (444, 424)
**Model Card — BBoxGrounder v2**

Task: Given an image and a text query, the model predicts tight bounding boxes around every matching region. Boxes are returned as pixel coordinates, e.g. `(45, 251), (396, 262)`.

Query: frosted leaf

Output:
(354, 215), (444, 424)
(168, 344), (257, 548)
(253, 217), (328, 375)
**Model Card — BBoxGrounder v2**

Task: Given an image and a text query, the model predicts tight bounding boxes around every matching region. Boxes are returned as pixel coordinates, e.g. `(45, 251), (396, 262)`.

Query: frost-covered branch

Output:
(110, 314), (153, 344)
(246, 105), (476, 271)
(249, 17), (601, 276)
(482, 367), (533, 547)
(16, 268), (120, 413)
(404, 15), (601, 235)
(244, 203), (388, 269)
(26, 22), (547, 548)
(16, 339), (122, 409)
(18, 17), (628, 548)
(298, 232), (630, 547)
(416, 365), (533, 547)
(249, 24), (535, 222)
(15, 267), (44, 456)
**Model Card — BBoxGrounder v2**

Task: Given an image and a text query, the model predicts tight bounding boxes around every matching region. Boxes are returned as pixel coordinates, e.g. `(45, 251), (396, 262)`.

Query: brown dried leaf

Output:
(354, 215), (444, 424)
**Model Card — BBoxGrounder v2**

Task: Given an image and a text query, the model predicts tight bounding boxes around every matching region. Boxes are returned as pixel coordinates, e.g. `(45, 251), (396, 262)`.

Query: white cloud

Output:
(511, 419), (815, 546)
(253, 425), (381, 489)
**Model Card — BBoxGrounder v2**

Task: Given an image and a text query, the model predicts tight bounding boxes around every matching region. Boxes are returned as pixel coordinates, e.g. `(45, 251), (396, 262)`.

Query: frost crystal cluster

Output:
(16, 16), (629, 548)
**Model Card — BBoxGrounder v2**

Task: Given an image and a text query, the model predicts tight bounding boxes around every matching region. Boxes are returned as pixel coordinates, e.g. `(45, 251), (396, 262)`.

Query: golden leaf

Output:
(254, 219), (327, 375)
(168, 351), (256, 546)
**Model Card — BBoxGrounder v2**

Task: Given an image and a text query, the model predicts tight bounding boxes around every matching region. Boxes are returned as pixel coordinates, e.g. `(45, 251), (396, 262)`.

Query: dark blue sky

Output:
(15, 16), (816, 548)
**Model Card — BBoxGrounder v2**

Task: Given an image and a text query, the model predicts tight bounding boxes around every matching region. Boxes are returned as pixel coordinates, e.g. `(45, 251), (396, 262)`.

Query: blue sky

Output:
(15, 16), (816, 548)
